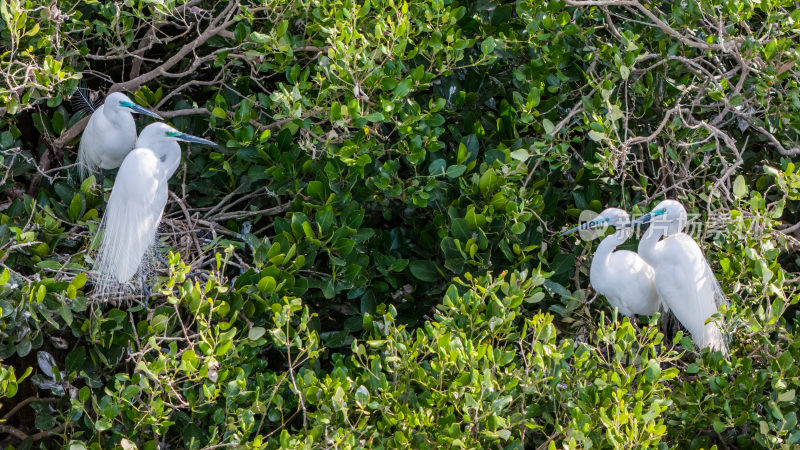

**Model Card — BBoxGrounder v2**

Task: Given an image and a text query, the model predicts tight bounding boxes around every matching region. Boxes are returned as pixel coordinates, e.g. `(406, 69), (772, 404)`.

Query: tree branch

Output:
(52, 1), (241, 150)
(750, 123), (800, 156)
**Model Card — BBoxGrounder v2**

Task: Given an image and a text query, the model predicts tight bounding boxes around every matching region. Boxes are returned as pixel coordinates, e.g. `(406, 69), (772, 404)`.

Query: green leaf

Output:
(307, 180), (324, 199)
(95, 419), (112, 431)
(446, 165), (467, 179)
(364, 112), (384, 122)
(620, 65), (630, 80)
(16, 338), (31, 357)
(524, 292), (545, 303)
(542, 118), (555, 135)
(481, 37), (496, 54)
(71, 272), (87, 290)
(329, 102), (342, 121)
(69, 193), (83, 222)
(509, 149), (529, 161)
(150, 314), (168, 333)
(234, 22), (247, 43)
(733, 175), (747, 198)
(764, 40), (777, 60)
(428, 159), (446, 175)
(588, 130), (605, 141)
(644, 360), (661, 382)
(355, 385), (370, 404)
(393, 80), (411, 98)
(249, 327), (266, 340)
(778, 390), (795, 403)
(258, 276), (277, 293)
(543, 280), (571, 299)
(79, 386), (90, 403)
(251, 31), (269, 44)
(413, 65), (425, 81)
(409, 260), (438, 282)
(479, 168), (497, 195)
(35, 413), (56, 431)
(212, 107), (227, 119)
(181, 349), (197, 363)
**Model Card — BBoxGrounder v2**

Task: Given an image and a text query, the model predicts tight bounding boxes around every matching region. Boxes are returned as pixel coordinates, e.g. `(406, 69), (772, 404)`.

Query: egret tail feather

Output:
(93, 190), (159, 299)
(712, 277), (729, 308)
(703, 321), (729, 357)
(71, 81), (100, 115)
(77, 137), (100, 180)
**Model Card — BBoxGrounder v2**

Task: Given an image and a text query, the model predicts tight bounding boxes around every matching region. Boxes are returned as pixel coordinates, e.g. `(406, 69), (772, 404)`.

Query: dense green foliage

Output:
(1, 0), (800, 447)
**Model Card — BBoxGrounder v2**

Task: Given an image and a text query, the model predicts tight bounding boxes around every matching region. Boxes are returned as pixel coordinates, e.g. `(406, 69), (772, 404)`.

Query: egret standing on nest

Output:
(627, 199), (729, 354)
(77, 91), (162, 181)
(562, 208), (661, 317)
(93, 122), (216, 296)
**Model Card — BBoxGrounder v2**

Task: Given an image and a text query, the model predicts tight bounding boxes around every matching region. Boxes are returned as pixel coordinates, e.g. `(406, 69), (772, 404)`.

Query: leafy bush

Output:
(1, 0), (799, 448)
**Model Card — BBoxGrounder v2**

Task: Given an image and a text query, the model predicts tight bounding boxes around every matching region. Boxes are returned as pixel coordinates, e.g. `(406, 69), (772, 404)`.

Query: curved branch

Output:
(2, 396), (58, 421)
(750, 123), (800, 156)
(52, 1), (241, 150)
(566, 0), (730, 52)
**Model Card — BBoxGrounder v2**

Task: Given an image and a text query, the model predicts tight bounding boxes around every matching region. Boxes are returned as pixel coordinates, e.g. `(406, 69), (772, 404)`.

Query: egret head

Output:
(105, 92), (163, 119)
(138, 122), (217, 147)
(627, 199), (687, 236)
(560, 207), (631, 238)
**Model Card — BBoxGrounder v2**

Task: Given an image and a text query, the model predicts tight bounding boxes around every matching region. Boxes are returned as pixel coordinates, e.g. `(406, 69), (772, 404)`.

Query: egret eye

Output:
(660, 208), (667, 213)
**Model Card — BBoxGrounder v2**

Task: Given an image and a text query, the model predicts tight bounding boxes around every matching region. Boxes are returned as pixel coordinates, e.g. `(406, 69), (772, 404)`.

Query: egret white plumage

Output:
(77, 91), (162, 180)
(93, 122), (216, 295)
(562, 208), (661, 317)
(628, 199), (728, 354)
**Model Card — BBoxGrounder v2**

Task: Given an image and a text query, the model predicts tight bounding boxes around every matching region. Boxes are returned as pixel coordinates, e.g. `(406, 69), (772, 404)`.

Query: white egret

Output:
(93, 122), (216, 296)
(562, 208), (661, 317)
(77, 91), (163, 180)
(628, 199), (728, 354)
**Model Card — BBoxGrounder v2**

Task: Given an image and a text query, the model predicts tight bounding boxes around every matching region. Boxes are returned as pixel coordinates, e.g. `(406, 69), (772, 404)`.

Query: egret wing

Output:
(94, 148), (163, 291)
(657, 236), (727, 353)
(77, 107), (105, 179)
(606, 250), (660, 316)
(653, 263), (698, 335)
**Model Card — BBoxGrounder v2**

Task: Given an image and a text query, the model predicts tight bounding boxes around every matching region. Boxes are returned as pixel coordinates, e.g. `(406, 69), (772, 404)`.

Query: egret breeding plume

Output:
(77, 91), (162, 180)
(562, 208), (661, 317)
(93, 122), (216, 296)
(628, 199), (729, 354)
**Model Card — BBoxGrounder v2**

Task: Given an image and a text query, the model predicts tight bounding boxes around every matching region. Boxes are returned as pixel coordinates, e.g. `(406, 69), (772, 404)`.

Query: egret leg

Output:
(141, 282), (152, 308)
(138, 268), (156, 308)
(659, 308), (680, 343)
(98, 170), (106, 210)
(156, 251), (169, 268)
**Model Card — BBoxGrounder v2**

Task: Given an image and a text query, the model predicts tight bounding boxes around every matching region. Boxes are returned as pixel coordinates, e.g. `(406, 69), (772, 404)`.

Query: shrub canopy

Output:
(1, 0), (799, 448)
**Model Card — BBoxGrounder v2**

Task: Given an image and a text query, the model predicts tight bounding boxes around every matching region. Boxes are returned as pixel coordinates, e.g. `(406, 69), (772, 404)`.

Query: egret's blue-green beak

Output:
(120, 101), (163, 120)
(624, 212), (653, 228)
(176, 133), (217, 146)
(623, 208), (665, 228)
(560, 217), (609, 236)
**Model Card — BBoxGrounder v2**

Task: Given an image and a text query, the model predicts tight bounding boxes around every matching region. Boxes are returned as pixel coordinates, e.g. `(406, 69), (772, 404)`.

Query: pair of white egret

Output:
(562, 201), (728, 354)
(78, 92), (216, 294)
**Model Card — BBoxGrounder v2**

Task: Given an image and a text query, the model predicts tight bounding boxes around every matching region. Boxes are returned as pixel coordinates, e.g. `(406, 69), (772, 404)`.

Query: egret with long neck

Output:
(628, 199), (728, 354)
(78, 91), (162, 180)
(93, 122), (216, 296)
(562, 208), (661, 317)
